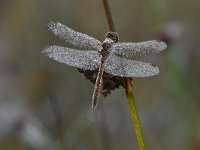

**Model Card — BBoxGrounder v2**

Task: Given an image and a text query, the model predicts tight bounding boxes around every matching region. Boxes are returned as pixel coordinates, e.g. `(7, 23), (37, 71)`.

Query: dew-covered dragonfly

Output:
(43, 21), (167, 111)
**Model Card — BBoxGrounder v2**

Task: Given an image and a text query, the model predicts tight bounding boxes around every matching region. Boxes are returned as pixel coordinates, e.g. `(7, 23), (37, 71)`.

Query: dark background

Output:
(0, 0), (200, 149)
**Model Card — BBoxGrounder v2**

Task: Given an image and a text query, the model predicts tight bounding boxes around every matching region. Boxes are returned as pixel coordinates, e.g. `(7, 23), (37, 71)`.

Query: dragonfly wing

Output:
(43, 45), (101, 70)
(104, 55), (159, 77)
(48, 21), (102, 50)
(113, 40), (167, 58)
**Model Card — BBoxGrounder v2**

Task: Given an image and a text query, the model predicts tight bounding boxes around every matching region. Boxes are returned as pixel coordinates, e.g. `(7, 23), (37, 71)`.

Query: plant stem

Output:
(101, 0), (146, 149)
(102, 0), (116, 32)
(126, 78), (146, 150)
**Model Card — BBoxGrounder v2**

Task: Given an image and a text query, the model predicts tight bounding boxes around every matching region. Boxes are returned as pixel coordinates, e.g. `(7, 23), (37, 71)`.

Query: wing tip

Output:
(46, 21), (55, 30)
(153, 65), (160, 76)
(42, 45), (57, 54)
(156, 40), (167, 51)
(147, 64), (160, 77)
(147, 40), (167, 52)
(136, 64), (160, 78)
(47, 21), (64, 32)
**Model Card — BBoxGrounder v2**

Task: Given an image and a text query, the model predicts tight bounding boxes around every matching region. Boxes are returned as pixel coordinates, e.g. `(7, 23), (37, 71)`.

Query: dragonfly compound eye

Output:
(105, 32), (119, 43)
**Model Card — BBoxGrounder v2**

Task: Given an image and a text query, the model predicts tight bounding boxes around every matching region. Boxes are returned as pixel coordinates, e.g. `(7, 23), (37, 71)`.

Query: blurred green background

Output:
(0, 0), (200, 150)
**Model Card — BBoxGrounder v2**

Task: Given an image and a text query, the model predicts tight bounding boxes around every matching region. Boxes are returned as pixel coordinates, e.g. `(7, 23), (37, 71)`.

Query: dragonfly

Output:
(43, 21), (167, 111)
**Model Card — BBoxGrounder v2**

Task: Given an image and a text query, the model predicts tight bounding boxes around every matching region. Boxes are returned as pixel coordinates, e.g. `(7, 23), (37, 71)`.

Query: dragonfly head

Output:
(105, 32), (119, 43)
(101, 32), (119, 55)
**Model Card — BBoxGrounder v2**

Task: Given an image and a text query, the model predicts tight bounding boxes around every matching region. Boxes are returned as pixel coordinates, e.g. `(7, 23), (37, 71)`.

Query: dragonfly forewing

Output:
(48, 21), (102, 50)
(104, 55), (159, 77)
(43, 45), (101, 70)
(113, 40), (167, 58)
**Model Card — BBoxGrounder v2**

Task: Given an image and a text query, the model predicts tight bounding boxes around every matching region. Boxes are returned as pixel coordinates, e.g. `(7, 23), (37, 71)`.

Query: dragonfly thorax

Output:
(98, 46), (111, 58)
(100, 32), (119, 57)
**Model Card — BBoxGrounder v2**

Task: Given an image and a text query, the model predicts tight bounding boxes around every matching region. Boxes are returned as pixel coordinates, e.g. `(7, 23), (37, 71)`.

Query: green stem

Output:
(126, 79), (146, 150)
